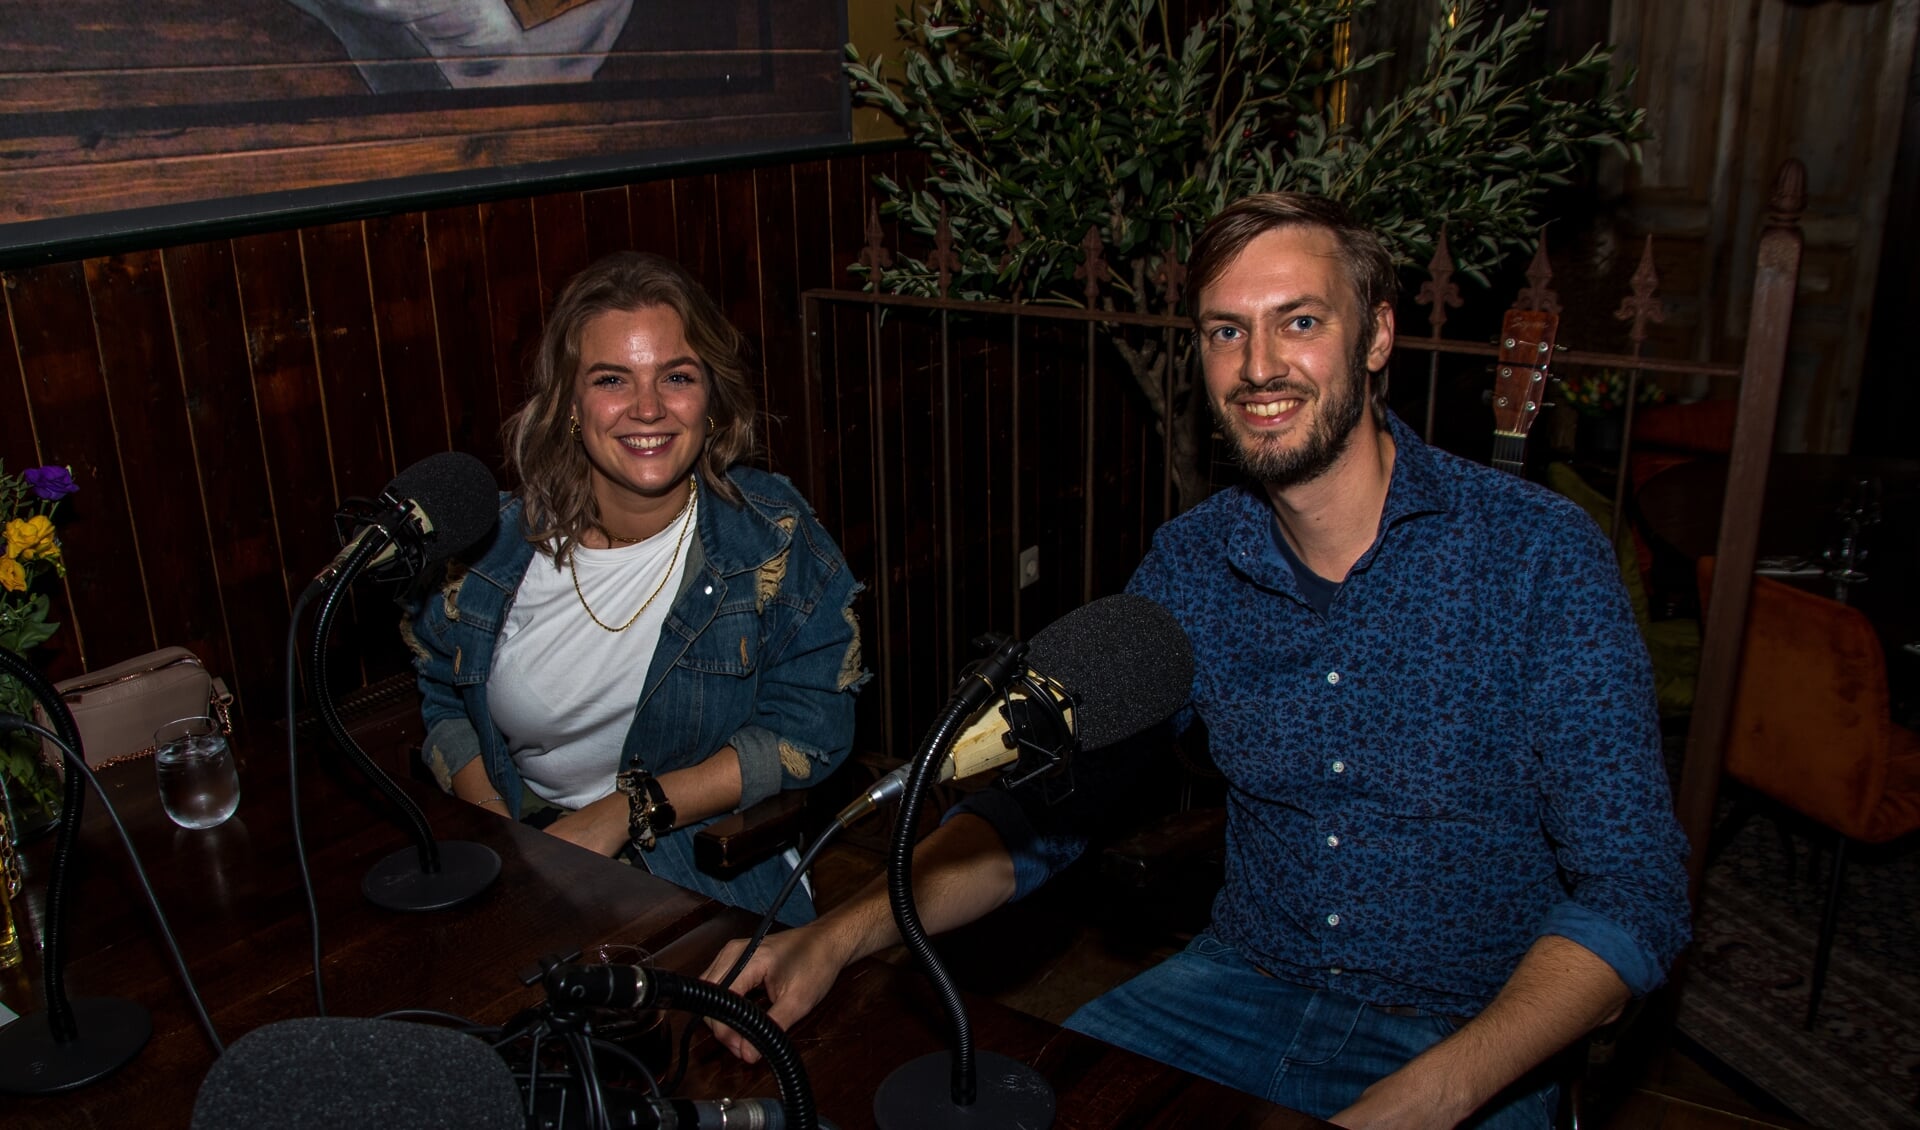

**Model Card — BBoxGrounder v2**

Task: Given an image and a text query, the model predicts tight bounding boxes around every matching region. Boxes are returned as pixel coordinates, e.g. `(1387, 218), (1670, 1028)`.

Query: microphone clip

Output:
(992, 671), (1079, 793)
(328, 492), (428, 584)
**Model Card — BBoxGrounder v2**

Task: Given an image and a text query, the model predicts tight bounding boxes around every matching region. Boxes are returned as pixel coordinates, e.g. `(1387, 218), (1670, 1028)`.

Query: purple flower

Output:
(24, 465), (77, 501)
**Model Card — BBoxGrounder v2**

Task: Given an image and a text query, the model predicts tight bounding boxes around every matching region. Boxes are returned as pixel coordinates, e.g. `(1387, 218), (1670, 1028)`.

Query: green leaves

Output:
(846, 0), (1643, 305)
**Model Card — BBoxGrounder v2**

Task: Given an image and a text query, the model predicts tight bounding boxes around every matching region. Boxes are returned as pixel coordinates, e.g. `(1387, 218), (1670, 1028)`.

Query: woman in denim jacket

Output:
(402, 252), (866, 924)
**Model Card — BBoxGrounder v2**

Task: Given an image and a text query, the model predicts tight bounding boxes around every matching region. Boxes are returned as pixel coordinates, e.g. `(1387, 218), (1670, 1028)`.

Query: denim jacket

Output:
(400, 466), (866, 923)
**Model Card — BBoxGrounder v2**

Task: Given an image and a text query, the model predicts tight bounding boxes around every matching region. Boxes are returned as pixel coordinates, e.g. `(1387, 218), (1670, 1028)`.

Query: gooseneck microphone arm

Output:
(0, 716), (223, 1053)
(890, 656), (1013, 1105)
(303, 520), (440, 872)
(0, 646), (85, 1037)
(301, 523), (501, 913)
(294, 452), (503, 915)
(0, 647), (151, 1094)
(546, 963), (819, 1130)
(874, 636), (1056, 1129)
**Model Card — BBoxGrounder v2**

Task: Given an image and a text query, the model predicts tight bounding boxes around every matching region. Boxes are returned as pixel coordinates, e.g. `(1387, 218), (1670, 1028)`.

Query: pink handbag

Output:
(35, 647), (233, 769)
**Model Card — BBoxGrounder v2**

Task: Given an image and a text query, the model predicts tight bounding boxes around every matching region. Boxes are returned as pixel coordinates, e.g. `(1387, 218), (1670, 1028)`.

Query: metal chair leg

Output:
(1805, 832), (1848, 1030)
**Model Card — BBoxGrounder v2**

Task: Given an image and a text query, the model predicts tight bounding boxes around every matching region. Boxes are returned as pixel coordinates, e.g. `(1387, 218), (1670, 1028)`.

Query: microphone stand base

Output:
(362, 840), (501, 912)
(0, 996), (151, 1095)
(874, 1050), (1055, 1129)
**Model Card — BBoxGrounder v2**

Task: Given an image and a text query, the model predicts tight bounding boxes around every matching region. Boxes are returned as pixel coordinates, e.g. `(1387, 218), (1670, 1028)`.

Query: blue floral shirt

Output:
(963, 414), (1691, 1015)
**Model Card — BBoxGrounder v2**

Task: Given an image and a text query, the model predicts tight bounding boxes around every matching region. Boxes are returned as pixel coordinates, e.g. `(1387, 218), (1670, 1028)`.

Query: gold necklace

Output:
(571, 478), (697, 633)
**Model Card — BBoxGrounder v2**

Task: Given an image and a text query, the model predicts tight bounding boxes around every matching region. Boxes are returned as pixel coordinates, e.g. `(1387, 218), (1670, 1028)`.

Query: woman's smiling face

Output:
(573, 303), (710, 517)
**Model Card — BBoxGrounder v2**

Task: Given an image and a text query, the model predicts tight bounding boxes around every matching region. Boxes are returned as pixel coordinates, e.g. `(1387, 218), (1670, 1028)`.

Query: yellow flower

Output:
(5, 515), (57, 562)
(0, 555), (24, 593)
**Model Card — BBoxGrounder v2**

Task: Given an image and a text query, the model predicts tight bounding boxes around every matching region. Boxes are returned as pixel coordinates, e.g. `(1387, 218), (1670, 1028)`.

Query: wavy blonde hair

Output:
(505, 252), (758, 562)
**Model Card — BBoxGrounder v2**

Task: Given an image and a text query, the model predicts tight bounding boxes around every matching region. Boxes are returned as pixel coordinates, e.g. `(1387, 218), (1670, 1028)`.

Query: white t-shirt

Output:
(488, 499), (697, 809)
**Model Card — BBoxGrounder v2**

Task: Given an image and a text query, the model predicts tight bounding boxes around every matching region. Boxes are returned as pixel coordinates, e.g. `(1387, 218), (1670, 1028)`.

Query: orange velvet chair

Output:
(1700, 558), (1920, 1026)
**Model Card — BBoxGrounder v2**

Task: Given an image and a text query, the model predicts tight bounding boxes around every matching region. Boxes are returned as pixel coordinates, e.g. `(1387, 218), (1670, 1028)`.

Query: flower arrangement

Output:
(1558, 369), (1667, 417)
(1, 461), (76, 828)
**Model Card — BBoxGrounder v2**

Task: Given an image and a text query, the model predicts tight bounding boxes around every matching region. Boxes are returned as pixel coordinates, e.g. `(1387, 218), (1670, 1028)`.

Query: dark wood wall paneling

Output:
(4, 145), (1178, 761)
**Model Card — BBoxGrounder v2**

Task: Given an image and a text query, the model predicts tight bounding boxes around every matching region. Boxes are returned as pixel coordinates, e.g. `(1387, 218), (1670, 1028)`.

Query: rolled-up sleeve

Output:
(1529, 519), (1693, 993)
(729, 524), (868, 811)
(399, 592), (484, 794)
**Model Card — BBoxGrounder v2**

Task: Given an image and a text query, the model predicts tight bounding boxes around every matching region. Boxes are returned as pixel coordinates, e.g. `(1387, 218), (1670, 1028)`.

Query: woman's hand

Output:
(543, 793), (633, 856)
(698, 922), (862, 1063)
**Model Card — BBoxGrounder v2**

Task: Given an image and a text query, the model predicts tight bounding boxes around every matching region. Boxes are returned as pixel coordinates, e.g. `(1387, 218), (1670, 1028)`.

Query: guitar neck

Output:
(1488, 309), (1560, 478)
(1491, 431), (1529, 477)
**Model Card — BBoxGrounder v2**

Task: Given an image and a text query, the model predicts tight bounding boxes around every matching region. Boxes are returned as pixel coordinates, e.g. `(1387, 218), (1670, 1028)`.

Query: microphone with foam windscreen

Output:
(947, 591), (1193, 778)
(313, 450), (500, 591)
(190, 1017), (523, 1130)
(868, 593), (1194, 1130)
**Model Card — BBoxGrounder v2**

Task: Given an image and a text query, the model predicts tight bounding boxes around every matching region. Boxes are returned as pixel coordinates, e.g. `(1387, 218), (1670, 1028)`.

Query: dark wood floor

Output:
(809, 833), (1819, 1130)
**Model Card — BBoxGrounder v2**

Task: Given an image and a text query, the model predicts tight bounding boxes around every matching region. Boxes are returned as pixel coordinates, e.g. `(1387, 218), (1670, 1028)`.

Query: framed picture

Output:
(0, 0), (849, 263)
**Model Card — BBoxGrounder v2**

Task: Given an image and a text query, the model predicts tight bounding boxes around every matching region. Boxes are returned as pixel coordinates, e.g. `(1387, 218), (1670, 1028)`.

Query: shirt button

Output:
(704, 585), (714, 595)
(1326, 670), (1341, 685)
(1331, 760), (1347, 774)
(1329, 967), (1343, 976)
(1326, 913), (1341, 927)
(1326, 834), (1340, 848)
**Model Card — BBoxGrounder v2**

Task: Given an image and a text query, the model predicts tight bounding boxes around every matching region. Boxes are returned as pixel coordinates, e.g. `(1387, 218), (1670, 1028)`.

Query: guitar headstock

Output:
(1491, 309), (1561, 438)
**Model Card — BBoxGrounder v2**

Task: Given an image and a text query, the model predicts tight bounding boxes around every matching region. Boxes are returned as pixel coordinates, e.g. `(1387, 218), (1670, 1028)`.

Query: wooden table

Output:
(0, 698), (1326, 1129)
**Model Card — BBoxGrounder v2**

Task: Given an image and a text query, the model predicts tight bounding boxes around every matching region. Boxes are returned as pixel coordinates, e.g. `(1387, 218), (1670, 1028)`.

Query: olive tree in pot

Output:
(845, 0), (1645, 510)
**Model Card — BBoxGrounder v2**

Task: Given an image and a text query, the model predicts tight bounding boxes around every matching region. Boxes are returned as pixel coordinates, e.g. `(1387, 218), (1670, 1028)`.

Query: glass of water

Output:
(153, 716), (240, 830)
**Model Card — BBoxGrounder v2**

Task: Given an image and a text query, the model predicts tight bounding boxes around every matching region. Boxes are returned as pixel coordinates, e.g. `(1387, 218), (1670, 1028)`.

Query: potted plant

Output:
(846, 0), (1646, 508)
(0, 462), (76, 846)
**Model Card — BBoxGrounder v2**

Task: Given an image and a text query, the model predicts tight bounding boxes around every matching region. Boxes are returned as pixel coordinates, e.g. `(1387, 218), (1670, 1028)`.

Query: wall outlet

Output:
(1018, 545), (1040, 589)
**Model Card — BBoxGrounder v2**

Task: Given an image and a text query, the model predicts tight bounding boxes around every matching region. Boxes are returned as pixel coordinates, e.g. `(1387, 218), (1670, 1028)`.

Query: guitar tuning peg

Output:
(1554, 344), (1568, 352)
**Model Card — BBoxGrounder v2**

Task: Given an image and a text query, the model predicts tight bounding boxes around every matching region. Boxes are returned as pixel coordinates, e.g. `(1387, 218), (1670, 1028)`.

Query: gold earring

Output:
(569, 414), (581, 439)
(707, 415), (717, 433)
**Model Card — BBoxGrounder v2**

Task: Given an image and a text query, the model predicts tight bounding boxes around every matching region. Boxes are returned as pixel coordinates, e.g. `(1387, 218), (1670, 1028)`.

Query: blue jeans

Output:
(1063, 931), (1556, 1128)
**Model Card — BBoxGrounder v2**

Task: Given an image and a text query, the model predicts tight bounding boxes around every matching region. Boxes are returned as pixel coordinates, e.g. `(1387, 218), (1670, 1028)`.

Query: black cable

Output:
(656, 820), (843, 1096)
(0, 717), (224, 1055)
(567, 1027), (609, 1130)
(714, 821), (845, 993)
(285, 578), (328, 1015)
(586, 1035), (661, 1098)
(373, 1007), (493, 1033)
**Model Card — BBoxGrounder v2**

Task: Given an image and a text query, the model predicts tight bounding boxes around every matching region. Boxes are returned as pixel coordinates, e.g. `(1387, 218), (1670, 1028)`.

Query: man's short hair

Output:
(1185, 193), (1399, 333)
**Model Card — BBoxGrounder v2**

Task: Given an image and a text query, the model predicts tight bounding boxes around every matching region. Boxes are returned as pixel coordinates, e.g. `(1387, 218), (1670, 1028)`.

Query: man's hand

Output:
(699, 923), (860, 1063)
(1329, 1060), (1474, 1129)
(1333, 934), (1627, 1129)
(697, 812), (1021, 1063)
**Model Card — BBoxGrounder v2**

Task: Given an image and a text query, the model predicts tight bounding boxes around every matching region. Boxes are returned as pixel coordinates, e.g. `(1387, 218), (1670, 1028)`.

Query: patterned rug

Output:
(1679, 813), (1920, 1129)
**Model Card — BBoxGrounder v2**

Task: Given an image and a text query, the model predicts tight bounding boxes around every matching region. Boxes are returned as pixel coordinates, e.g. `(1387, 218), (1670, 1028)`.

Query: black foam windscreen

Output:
(1025, 592), (1195, 749)
(388, 451), (499, 565)
(190, 1017), (523, 1130)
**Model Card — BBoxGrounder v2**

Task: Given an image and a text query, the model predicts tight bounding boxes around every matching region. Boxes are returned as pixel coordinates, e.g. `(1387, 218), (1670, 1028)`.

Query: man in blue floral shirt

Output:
(704, 194), (1692, 1129)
